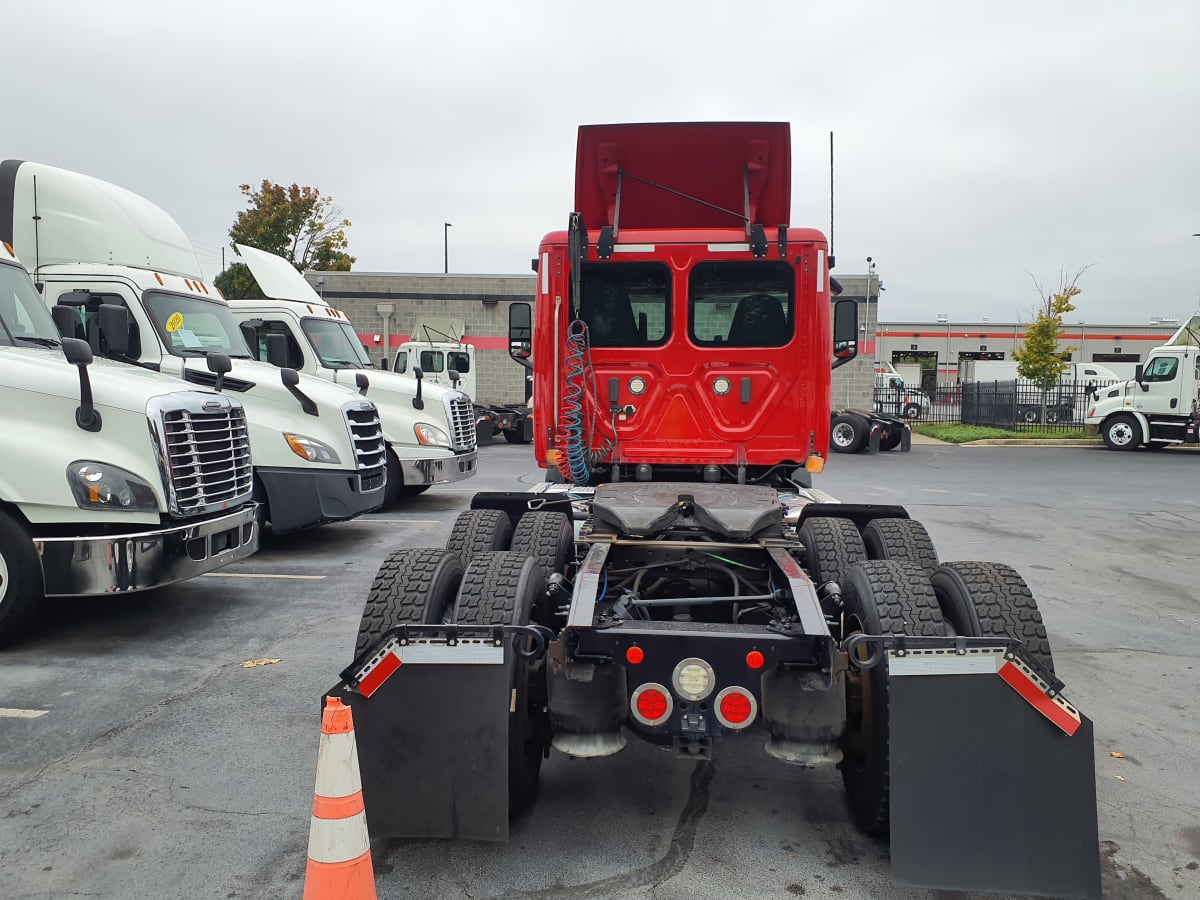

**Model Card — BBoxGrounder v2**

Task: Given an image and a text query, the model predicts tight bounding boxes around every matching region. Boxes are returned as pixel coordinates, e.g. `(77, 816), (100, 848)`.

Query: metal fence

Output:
(875, 379), (1120, 432)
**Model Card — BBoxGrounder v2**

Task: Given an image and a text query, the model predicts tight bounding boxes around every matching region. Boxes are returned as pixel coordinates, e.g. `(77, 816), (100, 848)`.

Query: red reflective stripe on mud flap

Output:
(997, 660), (1081, 736)
(358, 651), (402, 698)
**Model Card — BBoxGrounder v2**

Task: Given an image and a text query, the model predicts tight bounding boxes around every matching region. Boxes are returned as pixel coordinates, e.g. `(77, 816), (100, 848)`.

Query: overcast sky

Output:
(7, 1), (1199, 324)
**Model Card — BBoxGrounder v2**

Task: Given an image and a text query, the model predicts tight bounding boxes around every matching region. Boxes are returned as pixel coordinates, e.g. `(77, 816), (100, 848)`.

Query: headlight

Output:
(67, 462), (159, 511)
(414, 423), (450, 446)
(284, 433), (341, 464)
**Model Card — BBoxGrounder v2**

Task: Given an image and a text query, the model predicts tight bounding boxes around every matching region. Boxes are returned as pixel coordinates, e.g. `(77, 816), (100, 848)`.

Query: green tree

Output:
(1012, 266), (1091, 423)
(214, 180), (355, 299)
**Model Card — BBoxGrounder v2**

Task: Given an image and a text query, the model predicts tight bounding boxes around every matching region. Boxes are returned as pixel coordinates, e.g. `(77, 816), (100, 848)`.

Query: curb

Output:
(960, 440), (1104, 447)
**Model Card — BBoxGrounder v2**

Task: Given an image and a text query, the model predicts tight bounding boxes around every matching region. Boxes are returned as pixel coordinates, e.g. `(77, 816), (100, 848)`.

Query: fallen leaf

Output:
(1110, 751), (1125, 759)
(1115, 774), (1126, 781)
(241, 658), (282, 668)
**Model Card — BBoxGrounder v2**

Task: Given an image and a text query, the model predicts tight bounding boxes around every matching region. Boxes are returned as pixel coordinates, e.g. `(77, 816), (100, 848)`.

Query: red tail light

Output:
(630, 683), (672, 726)
(714, 687), (757, 730)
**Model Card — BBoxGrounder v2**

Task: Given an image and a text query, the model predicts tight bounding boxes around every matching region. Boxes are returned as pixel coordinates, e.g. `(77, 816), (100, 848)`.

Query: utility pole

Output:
(444, 222), (452, 274)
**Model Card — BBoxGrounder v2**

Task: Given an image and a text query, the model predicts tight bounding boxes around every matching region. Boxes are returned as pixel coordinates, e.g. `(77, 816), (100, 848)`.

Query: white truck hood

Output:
(0, 344), (227, 414)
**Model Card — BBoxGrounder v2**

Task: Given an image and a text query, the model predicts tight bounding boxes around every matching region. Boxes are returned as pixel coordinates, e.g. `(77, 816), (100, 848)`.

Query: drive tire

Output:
(503, 428), (531, 444)
(930, 561), (1055, 676)
(1102, 414), (1142, 450)
(384, 449), (403, 507)
(454, 551), (549, 819)
(830, 414), (867, 454)
(445, 509), (513, 567)
(354, 548), (465, 656)
(511, 512), (574, 623)
(798, 516), (866, 600)
(1144, 441), (1169, 451)
(879, 430), (902, 452)
(839, 560), (946, 836)
(0, 511), (43, 648)
(862, 518), (939, 579)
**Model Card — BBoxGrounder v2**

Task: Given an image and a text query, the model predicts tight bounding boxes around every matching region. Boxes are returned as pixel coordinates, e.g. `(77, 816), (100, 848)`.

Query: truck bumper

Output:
(34, 504), (259, 597)
(397, 449), (478, 487)
(258, 466), (385, 534)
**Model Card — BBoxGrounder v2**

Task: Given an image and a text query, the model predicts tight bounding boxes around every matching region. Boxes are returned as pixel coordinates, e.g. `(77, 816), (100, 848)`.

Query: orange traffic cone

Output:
(303, 696), (377, 900)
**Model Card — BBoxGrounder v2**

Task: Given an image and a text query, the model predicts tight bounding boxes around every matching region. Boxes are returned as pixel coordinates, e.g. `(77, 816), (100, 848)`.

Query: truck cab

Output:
(524, 123), (855, 485)
(226, 245), (478, 503)
(1085, 314), (1200, 450)
(1, 160), (387, 532)
(0, 242), (258, 645)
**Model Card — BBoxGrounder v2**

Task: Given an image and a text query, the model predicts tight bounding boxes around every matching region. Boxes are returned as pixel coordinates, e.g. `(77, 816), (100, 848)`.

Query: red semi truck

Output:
(328, 123), (1100, 897)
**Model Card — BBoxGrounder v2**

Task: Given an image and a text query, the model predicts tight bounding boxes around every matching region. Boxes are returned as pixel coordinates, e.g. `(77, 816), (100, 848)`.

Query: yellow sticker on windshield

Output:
(166, 312), (184, 333)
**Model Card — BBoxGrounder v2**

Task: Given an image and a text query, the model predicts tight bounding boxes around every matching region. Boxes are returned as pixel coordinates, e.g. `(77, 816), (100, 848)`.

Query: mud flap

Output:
(324, 627), (516, 841)
(887, 647), (1101, 898)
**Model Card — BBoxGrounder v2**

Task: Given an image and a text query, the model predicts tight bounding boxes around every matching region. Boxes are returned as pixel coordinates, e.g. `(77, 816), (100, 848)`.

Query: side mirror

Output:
(355, 372), (369, 396)
(1134, 364), (1148, 391)
(508, 302), (533, 370)
(265, 333), (289, 368)
(62, 337), (101, 432)
(98, 304), (130, 357)
(832, 299), (859, 370)
(50, 305), (77, 338)
(239, 323), (258, 356)
(412, 365), (424, 410)
(206, 351), (232, 393)
(449, 368), (461, 386)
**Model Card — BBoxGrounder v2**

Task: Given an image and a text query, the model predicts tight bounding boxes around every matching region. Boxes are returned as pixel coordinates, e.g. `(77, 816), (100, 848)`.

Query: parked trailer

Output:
(324, 122), (1100, 897)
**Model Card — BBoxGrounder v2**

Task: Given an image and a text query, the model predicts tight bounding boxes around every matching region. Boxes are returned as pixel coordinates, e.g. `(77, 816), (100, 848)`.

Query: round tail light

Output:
(630, 683), (672, 726)
(714, 686), (757, 730)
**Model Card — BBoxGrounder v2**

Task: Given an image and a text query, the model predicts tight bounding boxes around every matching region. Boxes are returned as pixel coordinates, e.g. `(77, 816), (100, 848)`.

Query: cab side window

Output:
(1142, 357), (1178, 383)
(448, 351), (470, 374)
(64, 292), (142, 359)
(419, 350), (445, 373)
(245, 320), (305, 369)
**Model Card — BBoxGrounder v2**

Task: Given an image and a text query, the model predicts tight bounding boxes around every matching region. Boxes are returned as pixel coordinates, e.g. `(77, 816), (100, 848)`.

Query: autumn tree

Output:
(214, 180), (355, 299)
(1013, 266), (1091, 424)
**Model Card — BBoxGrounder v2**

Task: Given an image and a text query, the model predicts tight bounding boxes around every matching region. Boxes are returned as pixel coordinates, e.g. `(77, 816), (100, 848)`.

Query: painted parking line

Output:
(201, 573), (326, 580)
(0, 708), (48, 719)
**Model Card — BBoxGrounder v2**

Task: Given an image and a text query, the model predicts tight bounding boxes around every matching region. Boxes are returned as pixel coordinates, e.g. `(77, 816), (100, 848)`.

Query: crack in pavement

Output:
(489, 759), (715, 899)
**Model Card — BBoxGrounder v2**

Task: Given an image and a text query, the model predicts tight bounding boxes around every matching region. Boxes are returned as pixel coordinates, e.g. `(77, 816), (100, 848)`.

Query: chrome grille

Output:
(161, 406), (253, 515)
(344, 403), (387, 479)
(445, 392), (477, 452)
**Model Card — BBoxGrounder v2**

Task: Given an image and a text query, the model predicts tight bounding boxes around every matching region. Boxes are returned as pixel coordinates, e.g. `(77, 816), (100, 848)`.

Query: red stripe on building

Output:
(357, 333), (511, 350)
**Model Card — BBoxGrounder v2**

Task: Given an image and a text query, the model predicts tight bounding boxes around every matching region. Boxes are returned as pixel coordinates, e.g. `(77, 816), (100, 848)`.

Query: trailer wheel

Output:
(1101, 414), (1142, 450)
(0, 511), (43, 647)
(798, 516), (866, 600)
(862, 518), (939, 579)
(445, 509), (513, 567)
(455, 551), (549, 818)
(830, 414), (867, 453)
(511, 512), (574, 622)
(930, 561), (1055, 676)
(354, 548), (465, 656)
(839, 560), (946, 836)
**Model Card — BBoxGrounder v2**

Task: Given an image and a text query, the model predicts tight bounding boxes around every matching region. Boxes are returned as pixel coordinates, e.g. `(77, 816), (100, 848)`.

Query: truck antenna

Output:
(828, 131), (835, 269)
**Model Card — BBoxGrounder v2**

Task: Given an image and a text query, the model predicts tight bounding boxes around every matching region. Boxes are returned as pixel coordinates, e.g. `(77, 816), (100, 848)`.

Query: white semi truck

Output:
(0, 160), (387, 532)
(0, 241), (258, 645)
(226, 245), (478, 504)
(1085, 314), (1200, 450)
(391, 316), (533, 444)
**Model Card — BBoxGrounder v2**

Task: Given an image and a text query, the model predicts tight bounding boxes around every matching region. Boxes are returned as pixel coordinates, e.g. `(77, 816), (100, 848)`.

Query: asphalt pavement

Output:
(1, 442), (1197, 899)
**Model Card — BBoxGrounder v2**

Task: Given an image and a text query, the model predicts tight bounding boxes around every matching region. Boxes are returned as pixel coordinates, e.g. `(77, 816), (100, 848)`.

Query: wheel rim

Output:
(1109, 421), (1134, 446)
(832, 423), (855, 447)
(1022, 409), (1037, 422)
(0, 552), (8, 604)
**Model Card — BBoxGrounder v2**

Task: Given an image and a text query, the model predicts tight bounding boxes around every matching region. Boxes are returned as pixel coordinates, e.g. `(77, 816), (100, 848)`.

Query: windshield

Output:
(0, 262), (62, 347)
(302, 318), (373, 369)
(143, 291), (252, 358)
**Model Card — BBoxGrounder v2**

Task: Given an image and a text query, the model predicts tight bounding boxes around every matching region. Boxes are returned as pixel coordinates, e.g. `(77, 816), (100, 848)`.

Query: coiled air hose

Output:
(558, 319), (592, 484)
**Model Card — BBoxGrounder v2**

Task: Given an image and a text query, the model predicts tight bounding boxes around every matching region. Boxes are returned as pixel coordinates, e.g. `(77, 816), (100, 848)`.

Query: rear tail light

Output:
(630, 683), (672, 726)
(714, 686), (757, 730)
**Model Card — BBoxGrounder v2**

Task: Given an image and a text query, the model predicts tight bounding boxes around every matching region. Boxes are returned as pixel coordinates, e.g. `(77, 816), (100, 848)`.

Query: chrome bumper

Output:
(398, 449), (478, 486)
(34, 504), (259, 597)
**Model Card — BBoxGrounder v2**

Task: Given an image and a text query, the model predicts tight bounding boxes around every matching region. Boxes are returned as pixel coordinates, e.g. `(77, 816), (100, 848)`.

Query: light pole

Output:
(444, 222), (452, 274)
(314, 277), (325, 302)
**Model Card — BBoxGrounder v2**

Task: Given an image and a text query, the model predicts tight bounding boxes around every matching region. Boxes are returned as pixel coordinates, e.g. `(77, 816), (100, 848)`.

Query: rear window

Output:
(575, 262), (670, 348)
(689, 261), (794, 348)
